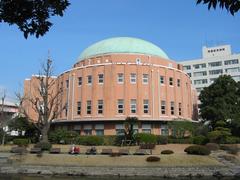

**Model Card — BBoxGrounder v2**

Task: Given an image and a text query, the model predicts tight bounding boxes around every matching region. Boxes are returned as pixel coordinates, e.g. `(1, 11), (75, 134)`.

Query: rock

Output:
(213, 171), (223, 178)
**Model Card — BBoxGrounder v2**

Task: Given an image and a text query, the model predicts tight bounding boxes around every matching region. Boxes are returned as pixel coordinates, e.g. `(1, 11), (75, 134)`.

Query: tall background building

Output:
(181, 45), (240, 94)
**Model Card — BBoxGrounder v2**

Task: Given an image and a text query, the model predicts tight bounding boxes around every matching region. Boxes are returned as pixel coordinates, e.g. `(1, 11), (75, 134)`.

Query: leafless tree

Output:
(18, 58), (65, 143)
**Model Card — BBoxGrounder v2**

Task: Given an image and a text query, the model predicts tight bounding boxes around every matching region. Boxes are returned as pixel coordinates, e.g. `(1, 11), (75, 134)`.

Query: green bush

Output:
(161, 150), (174, 154)
(205, 143), (220, 151)
(222, 136), (240, 144)
(156, 135), (168, 144)
(184, 145), (211, 155)
(49, 129), (79, 144)
(135, 133), (157, 144)
(146, 156), (160, 162)
(13, 138), (29, 147)
(35, 141), (52, 151)
(103, 136), (117, 146)
(207, 127), (231, 144)
(168, 137), (193, 144)
(76, 136), (104, 146)
(193, 135), (208, 145)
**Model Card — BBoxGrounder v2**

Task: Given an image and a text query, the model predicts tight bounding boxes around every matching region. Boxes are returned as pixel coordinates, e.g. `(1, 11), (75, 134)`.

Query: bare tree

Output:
(18, 58), (65, 143)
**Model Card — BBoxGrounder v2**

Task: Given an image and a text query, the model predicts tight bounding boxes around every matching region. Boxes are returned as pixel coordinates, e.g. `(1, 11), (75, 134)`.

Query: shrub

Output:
(103, 136), (117, 146)
(156, 135), (168, 144)
(193, 135), (208, 145)
(49, 129), (79, 144)
(76, 136), (104, 146)
(146, 156), (160, 162)
(135, 133), (157, 144)
(205, 143), (220, 151)
(184, 145), (211, 155)
(13, 138), (29, 147)
(161, 150), (174, 154)
(35, 141), (52, 151)
(168, 136), (193, 144)
(223, 136), (240, 144)
(207, 127), (231, 144)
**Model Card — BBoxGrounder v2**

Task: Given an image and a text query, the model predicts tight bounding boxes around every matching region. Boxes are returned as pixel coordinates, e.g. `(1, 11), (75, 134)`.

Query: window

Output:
(98, 74), (104, 84)
(209, 69), (223, 75)
(78, 77), (82, 86)
(193, 71), (207, 77)
(66, 80), (69, 88)
(161, 101), (166, 114)
(225, 67), (240, 73)
(196, 87), (203, 93)
(160, 76), (165, 84)
(208, 61), (222, 67)
(142, 124), (151, 134)
(87, 75), (92, 84)
(169, 77), (173, 86)
(177, 79), (181, 87)
(194, 79), (208, 85)
(83, 125), (92, 135)
(86, 100), (91, 114)
(98, 100), (103, 114)
(233, 76), (240, 81)
(142, 74), (149, 84)
(116, 124), (124, 135)
(193, 63), (206, 69)
(73, 125), (81, 134)
(130, 99), (137, 113)
(183, 65), (191, 70)
(224, 59), (239, 65)
(130, 73), (137, 84)
(118, 73), (124, 83)
(95, 124), (104, 136)
(117, 99), (124, 114)
(178, 103), (182, 116)
(161, 125), (169, 136)
(187, 73), (191, 77)
(77, 101), (81, 115)
(170, 101), (174, 115)
(143, 99), (149, 114)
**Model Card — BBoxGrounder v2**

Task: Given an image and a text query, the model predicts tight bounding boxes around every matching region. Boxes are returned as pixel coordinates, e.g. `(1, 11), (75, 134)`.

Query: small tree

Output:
(18, 58), (65, 143)
(168, 119), (194, 138)
(124, 117), (138, 142)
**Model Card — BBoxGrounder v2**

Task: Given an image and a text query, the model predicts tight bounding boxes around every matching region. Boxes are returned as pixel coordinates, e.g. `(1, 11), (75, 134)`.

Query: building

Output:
(23, 37), (198, 136)
(181, 45), (240, 94)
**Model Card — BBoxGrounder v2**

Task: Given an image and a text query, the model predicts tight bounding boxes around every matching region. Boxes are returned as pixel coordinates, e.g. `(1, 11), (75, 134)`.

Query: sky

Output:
(0, 0), (240, 102)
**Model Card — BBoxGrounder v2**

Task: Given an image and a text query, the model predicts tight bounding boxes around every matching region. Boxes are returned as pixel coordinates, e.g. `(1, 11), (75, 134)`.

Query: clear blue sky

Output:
(0, 0), (240, 101)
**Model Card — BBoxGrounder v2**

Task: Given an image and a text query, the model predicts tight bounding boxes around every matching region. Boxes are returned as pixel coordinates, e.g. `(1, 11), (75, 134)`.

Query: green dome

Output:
(78, 37), (169, 61)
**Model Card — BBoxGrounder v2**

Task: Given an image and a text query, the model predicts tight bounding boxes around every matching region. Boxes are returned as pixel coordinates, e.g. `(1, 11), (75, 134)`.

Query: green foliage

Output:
(196, 0), (240, 16)
(35, 141), (52, 151)
(199, 75), (240, 131)
(161, 150), (174, 154)
(135, 133), (157, 144)
(49, 129), (78, 144)
(76, 136), (104, 146)
(13, 138), (29, 147)
(0, 0), (70, 38)
(205, 143), (220, 151)
(168, 136), (193, 144)
(103, 136), (117, 146)
(124, 116), (138, 142)
(184, 145), (211, 155)
(223, 136), (240, 144)
(168, 120), (194, 138)
(193, 135), (209, 145)
(207, 127), (232, 143)
(156, 135), (168, 144)
(146, 156), (160, 162)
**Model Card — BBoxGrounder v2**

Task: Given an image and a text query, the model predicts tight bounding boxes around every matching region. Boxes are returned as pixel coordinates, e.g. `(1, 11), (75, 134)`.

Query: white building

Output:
(181, 45), (240, 94)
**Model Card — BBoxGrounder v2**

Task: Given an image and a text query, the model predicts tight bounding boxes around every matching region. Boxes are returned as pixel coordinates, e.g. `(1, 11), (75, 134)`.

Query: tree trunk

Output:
(1, 131), (5, 145)
(41, 125), (50, 142)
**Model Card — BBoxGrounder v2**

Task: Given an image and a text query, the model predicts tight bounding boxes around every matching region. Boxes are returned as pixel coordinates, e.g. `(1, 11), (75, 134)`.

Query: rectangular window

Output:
(95, 124), (104, 136)
(161, 100), (166, 115)
(170, 101), (174, 115)
(225, 67), (240, 73)
(130, 99), (137, 113)
(142, 74), (149, 84)
(178, 103), (182, 116)
(130, 73), (137, 84)
(194, 79), (208, 85)
(143, 99), (149, 114)
(66, 80), (69, 88)
(193, 63), (206, 69)
(169, 77), (173, 86)
(77, 101), (81, 115)
(87, 75), (92, 84)
(98, 100), (103, 114)
(160, 76), (165, 84)
(116, 124), (124, 135)
(224, 59), (239, 65)
(117, 99), (124, 114)
(161, 125), (169, 136)
(193, 71), (207, 77)
(87, 100), (91, 114)
(177, 79), (181, 87)
(183, 65), (191, 70)
(83, 125), (92, 135)
(118, 73), (124, 83)
(98, 74), (104, 84)
(78, 77), (82, 86)
(208, 61), (222, 67)
(209, 69), (223, 75)
(142, 124), (151, 134)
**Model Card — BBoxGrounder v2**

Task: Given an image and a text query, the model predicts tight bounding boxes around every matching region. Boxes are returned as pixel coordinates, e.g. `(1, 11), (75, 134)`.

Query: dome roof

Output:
(78, 37), (169, 61)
